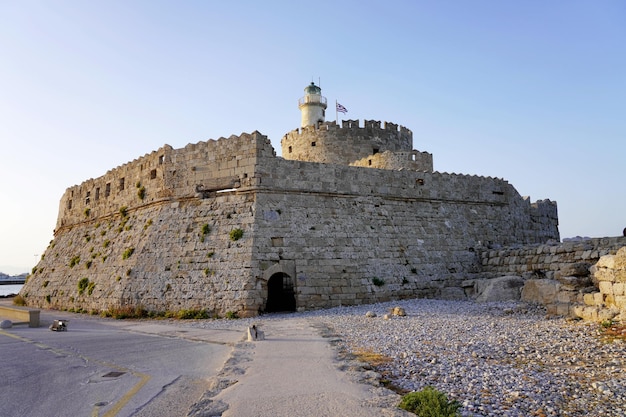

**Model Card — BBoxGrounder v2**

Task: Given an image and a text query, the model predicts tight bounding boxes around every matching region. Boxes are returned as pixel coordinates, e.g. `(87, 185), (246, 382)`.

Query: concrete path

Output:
(193, 318), (407, 417)
(1, 300), (407, 416)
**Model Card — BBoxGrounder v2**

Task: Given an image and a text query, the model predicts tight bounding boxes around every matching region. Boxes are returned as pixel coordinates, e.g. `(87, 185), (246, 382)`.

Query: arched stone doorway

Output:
(265, 273), (296, 313)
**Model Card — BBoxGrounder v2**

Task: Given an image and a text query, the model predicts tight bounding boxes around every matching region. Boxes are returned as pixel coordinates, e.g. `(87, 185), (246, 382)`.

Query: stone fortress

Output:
(21, 83), (624, 320)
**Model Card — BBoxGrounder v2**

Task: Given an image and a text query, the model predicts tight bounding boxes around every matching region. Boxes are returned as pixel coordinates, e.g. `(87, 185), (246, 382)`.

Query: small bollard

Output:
(247, 324), (264, 341)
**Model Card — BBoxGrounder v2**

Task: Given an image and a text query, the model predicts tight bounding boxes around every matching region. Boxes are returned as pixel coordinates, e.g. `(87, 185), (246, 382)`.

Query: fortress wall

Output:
(281, 120), (413, 165)
(350, 150), (434, 171)
(23, 131), (563, 316)
(24, 193), (264, 317)
(56, 146), (172, 230)
(529, 199), (560, 242)
(55, 132), (274, 231)
(251, 156), (560, 309)
(24, 133), (279, 317)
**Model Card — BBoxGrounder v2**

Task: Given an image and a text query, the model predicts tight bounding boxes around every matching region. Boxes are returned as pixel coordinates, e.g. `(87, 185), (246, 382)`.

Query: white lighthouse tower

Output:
(298, 82), (327, 127)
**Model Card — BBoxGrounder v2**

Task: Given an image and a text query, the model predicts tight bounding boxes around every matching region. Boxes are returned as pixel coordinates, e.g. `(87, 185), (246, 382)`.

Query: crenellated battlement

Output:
(56, 131), (273, 232)
(281, 119), (416, 166)
(287, 119), (412, 138)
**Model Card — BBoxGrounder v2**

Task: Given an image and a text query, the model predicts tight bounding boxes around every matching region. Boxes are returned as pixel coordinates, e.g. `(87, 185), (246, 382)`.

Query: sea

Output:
(0, 284), (23, 297)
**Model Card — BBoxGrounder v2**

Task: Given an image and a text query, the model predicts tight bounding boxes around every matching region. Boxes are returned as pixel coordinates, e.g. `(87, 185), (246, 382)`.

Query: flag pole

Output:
(335, 100), (338, 123)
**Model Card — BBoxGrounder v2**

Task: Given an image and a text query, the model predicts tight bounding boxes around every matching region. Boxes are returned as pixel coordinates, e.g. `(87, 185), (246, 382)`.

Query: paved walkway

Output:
(1, 299), (407, 416)
(192, 318), (408, 417)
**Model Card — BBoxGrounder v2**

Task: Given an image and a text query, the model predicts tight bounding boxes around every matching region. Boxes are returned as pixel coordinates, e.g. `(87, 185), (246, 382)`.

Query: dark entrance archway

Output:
(265, 273), (296, 313)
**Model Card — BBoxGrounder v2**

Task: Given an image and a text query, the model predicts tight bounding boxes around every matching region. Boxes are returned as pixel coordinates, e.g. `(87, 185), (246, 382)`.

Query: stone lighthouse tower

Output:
(298, 82), (327, 127)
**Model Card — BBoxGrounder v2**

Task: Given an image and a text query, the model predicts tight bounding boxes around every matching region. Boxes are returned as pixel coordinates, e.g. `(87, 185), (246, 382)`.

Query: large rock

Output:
(474, 276), (524, 303)
(521, 279), (559, 305)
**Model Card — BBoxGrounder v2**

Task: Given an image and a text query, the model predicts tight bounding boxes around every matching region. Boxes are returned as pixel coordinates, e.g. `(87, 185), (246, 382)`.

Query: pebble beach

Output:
(190, 299), (626, 417)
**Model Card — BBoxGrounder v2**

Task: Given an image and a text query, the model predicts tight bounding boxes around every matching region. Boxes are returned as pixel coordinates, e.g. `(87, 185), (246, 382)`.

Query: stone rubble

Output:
(187, 299), (625, 417)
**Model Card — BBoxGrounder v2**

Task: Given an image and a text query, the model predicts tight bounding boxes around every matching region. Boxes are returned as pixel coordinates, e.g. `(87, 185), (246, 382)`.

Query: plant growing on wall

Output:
(372, 277), (385, 287)
(119, 206), (128, 217)
(122, 247), (135, 260)
(84, 208), (90, 217)
(137, 185), (146, 200)
(200, 224), (210, 242)
(69, 256), (80, 268)
(77, 277), (89, 295)
(229, 228), (244, 241)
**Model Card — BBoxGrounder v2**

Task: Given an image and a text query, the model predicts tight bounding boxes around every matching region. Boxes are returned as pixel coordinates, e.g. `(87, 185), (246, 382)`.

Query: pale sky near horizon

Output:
(1, 1), (624, 274)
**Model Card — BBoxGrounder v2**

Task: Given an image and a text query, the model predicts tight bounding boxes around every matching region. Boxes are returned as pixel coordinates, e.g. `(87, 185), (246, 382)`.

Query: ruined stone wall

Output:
(479, 237), (626, 279)
(477, 237), (626, 319)
(281, 120), (413, 165)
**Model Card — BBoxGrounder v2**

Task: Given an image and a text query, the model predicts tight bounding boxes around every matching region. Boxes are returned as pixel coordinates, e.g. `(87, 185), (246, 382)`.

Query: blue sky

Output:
(1, 1), (624, 274)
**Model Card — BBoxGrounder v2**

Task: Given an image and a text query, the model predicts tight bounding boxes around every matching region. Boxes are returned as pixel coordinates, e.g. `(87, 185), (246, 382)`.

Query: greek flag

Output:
(336, 102), (348, 113)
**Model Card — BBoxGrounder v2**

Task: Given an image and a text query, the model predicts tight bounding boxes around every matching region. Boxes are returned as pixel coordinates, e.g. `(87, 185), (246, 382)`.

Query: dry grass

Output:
(600, 323), (626, 342)
(352, 347), (393, 367)
(351, 347), (409, 394)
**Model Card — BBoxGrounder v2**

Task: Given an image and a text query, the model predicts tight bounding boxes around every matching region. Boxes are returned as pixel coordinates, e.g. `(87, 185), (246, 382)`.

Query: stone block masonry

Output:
(21, 122), (560, 317)
(478, 237), (626, 320)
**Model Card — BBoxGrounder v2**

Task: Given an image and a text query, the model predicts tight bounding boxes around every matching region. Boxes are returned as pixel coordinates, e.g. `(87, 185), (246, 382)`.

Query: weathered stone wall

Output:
(476, 237), (626, 319)
(350, 150), (433, 172)
(22, 129), (560, 317)
(575, 246), (626, 322)
(56, 132), (274, 230)
(479, 237), (626, 279)
(281, 120), (413, 166)
(251, 154), (559, 309)
(25, 133), (276, 317)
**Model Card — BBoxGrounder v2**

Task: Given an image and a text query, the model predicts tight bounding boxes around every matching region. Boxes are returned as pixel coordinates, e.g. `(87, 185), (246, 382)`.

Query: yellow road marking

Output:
(0, 329), (152, 417)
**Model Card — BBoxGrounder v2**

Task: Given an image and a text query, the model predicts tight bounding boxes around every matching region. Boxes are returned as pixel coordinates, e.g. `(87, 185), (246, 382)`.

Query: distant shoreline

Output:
(0, 280), (26, 285)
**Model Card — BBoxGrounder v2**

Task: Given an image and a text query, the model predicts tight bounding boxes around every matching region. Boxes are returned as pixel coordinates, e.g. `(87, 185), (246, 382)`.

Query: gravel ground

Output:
(187, 299), (626, 417)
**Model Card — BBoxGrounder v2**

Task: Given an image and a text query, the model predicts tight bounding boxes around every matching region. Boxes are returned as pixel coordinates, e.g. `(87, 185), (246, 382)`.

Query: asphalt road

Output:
(0, 308), (243, 417)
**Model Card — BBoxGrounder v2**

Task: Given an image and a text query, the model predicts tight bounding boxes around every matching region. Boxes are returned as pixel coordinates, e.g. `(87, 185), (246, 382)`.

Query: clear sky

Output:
(1, 1), (624, 274)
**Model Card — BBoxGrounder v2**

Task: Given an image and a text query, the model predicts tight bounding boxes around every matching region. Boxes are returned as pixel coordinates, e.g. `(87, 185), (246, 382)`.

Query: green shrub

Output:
(398, 387), (461, 417)
(103, 239), (110, 248)
(87, 282), (96, 296)
(84, 208), (90, 217)
(45, 294), (51, 303)
(137, 186), (146, 200)
(229, 228), (244, 241)
(77, 277), (89, 295)
(122, 247), (135, 260)
(224, 311), (239, 319)
(69, 255), (80, 268)
(42, 280), (49, 288)
(372, 277), (385, 287)
(177, 309), (209, 319)
(119, 206), (128, 217)
(103, 305), (148, 319)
